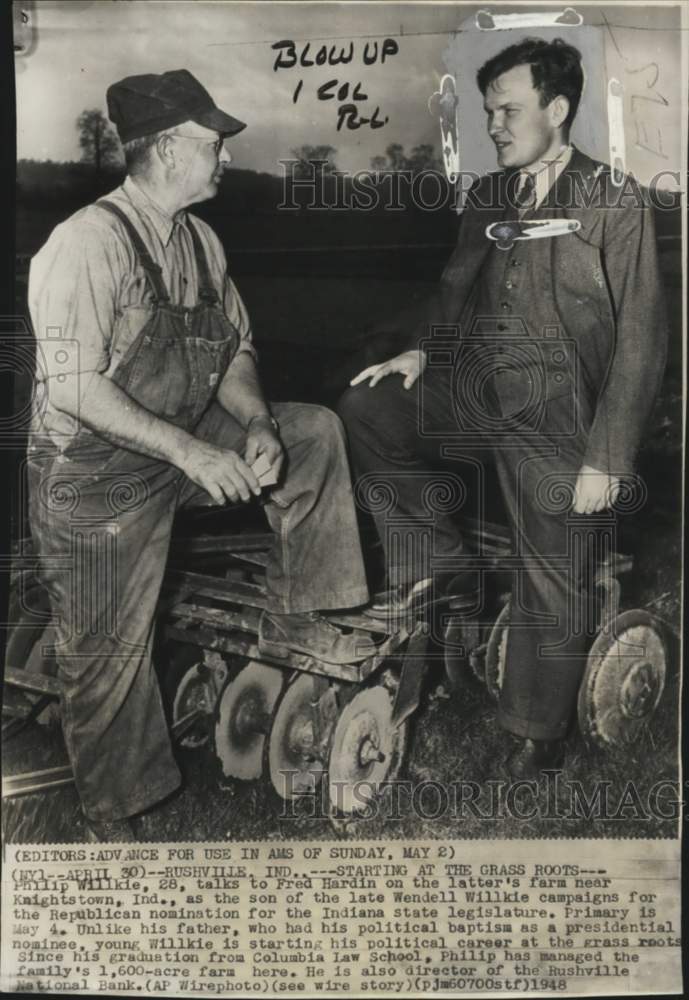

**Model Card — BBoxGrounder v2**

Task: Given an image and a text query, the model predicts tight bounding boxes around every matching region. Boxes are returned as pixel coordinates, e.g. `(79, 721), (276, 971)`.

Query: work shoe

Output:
(505, 738), (566, 781)
(84, 816), (137, 843)
(259, 610), (377, 664)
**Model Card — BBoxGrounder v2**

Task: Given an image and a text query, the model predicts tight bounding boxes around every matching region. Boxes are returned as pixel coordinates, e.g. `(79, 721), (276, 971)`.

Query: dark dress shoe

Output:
(363, 578), (434, 619)
(364, 571), (478, 620)
(505, 738), (565, 780)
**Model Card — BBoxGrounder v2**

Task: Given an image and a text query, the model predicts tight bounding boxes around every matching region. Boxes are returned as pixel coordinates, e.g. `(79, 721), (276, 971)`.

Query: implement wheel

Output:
(578, 609), (667, 748)
(266, 673), (327, 800)
(328, 686), (407, 815)
(214, 660), (284, 780)
(485, 597), (510, 700)
(161, 646), (227, 750)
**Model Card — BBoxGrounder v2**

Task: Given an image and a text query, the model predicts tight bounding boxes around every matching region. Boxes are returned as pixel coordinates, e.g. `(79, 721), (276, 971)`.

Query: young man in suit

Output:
(339, 38), (667, 778)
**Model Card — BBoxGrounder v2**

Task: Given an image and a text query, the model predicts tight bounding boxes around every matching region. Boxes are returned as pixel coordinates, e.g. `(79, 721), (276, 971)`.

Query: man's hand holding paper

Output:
(245, 415), (284, 488)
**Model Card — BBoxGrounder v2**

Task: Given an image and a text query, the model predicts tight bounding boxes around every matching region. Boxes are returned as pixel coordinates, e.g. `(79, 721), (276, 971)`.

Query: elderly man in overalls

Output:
(27, 70), (371, 841)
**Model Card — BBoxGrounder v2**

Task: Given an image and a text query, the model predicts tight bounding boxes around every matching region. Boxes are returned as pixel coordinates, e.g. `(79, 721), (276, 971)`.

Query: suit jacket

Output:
(396, 147), (668, 476)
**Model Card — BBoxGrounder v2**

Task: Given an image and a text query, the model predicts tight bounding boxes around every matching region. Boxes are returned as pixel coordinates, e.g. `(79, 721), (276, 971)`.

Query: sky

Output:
(15, 1), (465, 174)
(14, 1), (684, 182)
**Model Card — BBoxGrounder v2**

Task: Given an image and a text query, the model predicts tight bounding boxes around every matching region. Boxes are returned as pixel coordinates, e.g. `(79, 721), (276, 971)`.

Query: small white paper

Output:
(251, 452), (279, 487)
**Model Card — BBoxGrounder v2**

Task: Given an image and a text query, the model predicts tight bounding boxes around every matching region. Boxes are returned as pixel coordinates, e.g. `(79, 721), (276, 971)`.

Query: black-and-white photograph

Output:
(2, 0), (685, 943)
(4, 0), (684, 847)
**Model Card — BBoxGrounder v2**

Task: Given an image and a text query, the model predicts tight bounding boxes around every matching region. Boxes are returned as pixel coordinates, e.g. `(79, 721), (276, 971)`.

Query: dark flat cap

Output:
(107, 69), (246, 144)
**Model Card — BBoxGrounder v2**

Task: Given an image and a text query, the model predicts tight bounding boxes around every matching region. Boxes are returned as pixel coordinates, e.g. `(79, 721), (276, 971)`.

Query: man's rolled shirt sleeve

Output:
(28, 219), (118, 386)
(583, 195), (669, 476)
(223, 272), (258, 363)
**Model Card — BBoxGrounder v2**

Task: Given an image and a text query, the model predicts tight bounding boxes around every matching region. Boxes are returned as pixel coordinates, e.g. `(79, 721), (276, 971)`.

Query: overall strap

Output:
(187, 217), (219, 305)
(98, 199), (170, 302)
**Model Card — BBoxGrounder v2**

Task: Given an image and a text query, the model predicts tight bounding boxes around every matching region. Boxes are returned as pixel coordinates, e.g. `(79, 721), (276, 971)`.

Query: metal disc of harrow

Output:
(171, 651), (223, 749)
(215, 660), (284, 779)
(328, 685), (407, 815)
(266, 673), (325, 800)
(577, 609), (667, 749)
(161, 646), (227, 750)
(485, 597), (511, 700)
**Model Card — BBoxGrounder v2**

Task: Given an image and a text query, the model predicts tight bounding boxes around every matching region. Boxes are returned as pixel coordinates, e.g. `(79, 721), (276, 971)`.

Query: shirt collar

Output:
(518, 144), (573, 210)
(122, 175), (187, 246)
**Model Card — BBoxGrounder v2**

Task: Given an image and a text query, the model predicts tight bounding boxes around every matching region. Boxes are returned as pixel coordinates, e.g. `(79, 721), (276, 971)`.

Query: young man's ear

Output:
(549, 94), (570, 131)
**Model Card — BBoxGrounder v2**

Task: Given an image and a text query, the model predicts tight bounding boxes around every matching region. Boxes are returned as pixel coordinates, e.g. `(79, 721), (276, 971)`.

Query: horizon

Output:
(15, 2), (463, 176)
(15, 3), (683, 193)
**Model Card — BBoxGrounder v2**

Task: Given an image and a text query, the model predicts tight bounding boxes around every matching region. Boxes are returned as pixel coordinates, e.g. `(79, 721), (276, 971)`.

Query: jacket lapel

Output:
(541, 145), (605, 248)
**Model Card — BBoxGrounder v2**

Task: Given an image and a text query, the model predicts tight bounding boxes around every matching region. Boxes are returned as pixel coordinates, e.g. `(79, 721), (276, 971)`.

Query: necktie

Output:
(515, 171), (536, 211)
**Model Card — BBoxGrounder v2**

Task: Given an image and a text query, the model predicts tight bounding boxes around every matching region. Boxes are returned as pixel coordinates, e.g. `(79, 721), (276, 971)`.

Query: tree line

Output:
(17, 110), (450, 215)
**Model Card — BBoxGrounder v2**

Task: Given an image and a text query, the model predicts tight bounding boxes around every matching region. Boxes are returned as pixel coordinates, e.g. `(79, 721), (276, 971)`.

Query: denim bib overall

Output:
(27, 202), (239, 821)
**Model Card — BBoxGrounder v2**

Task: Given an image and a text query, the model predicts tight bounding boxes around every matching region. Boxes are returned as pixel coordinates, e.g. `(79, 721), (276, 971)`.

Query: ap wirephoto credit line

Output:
(2, 1), (685, 997)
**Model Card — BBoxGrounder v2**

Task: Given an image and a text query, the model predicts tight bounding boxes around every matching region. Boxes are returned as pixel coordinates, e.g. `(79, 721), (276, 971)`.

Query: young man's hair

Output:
(476, 37), (584, 130)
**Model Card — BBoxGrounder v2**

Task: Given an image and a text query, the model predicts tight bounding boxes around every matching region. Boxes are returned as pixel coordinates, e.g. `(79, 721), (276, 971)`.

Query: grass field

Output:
(2, 625), (680, 844)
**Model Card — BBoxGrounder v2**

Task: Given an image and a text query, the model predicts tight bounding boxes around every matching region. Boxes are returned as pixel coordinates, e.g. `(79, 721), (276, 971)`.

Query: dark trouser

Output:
(339, 366), (606, 742)
(28, 402), (368, 821)
(338, 368), (467, 588)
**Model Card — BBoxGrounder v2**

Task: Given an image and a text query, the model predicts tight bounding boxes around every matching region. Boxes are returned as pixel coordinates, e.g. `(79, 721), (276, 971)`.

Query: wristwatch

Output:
(247, 413), (279, 433)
